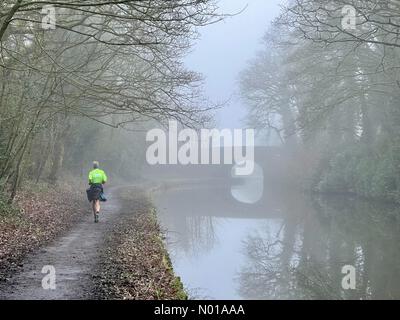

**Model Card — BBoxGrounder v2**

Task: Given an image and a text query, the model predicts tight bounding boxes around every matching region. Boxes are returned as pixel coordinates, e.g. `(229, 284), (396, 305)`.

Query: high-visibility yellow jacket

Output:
(88, 168), (107, 185)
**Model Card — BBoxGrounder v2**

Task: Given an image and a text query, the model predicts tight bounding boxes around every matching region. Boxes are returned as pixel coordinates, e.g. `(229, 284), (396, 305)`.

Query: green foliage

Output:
(316, 139), (400, 202)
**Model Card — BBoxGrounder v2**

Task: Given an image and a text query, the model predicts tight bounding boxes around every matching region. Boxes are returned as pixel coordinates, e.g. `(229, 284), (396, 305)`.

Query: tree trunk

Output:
(48, 138), (65, 184)
(9, 137), (29, 202)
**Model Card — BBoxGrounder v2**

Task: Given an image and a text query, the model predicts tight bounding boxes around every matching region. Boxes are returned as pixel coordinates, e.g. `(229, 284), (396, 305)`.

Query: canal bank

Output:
(94, 186), (187, 300)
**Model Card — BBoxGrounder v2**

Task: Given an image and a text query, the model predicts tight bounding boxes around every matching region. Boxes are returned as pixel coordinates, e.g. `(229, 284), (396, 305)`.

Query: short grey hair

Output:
(93, 161), (99, 169)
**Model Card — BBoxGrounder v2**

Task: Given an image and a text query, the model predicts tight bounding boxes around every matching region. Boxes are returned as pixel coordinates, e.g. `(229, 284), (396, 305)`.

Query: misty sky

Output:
(185, 0), (283, 130)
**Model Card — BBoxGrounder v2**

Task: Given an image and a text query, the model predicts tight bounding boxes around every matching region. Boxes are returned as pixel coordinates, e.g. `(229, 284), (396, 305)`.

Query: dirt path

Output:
(0, 186), (126, 300)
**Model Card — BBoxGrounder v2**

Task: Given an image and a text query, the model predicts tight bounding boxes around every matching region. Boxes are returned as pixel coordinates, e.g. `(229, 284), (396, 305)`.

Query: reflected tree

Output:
(238, 194), (400, 299)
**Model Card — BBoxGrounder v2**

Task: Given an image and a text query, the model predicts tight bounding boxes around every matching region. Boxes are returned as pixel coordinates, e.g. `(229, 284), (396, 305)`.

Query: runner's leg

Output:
(94, 200), (100, 213)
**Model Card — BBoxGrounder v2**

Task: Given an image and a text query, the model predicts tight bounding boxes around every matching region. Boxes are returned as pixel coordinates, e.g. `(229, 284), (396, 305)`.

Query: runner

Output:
(88, 161), (107, 223)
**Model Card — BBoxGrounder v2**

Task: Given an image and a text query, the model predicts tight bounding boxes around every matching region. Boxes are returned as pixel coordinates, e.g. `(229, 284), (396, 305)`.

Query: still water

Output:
(153, 178), (400, 300)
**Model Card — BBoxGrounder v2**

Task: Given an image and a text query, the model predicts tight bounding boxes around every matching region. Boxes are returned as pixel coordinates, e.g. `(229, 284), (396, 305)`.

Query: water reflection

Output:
(231, 162), (264, 204)
(238, 195), (400, 299)
(154, 182), (400, 299)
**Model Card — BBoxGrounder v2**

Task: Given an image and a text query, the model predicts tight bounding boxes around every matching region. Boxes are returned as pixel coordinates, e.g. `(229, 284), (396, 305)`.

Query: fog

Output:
(1, 0), (400, 300)
(185, 0), (282, 129)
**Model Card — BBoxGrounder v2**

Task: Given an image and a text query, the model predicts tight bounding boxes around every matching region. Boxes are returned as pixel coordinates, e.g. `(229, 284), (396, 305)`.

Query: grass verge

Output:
(94, 188), (187, 300)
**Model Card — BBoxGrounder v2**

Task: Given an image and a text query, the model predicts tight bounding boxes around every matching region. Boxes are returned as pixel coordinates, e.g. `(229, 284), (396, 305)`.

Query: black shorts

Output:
(87, 184), (103, 201)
